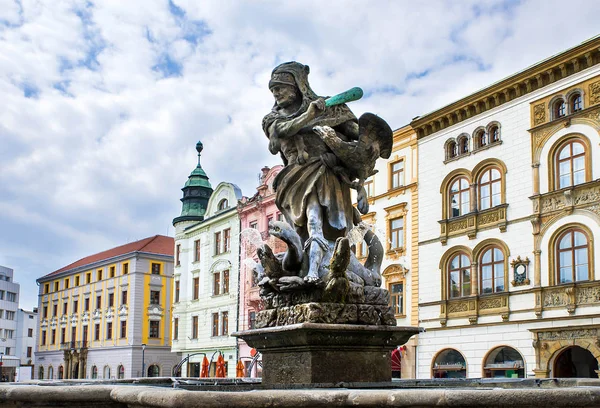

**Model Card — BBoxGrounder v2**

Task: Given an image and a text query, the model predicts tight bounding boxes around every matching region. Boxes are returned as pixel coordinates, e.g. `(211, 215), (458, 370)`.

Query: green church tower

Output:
(173, 141), (213, 225)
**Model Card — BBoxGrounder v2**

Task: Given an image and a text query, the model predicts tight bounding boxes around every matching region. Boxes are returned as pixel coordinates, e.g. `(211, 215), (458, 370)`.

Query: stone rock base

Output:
(233, 323), (420, 385)
(256, 302), (396, 328)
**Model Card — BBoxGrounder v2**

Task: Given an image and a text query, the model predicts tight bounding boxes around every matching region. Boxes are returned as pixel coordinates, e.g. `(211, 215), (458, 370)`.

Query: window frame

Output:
(556, 228), (590, 284)
(448, 252), (472, 299)
(389, 281), (405, 317)
(149, 321), (160, 338)
(389, 216), (404, 252)
(389, 159), (405, 190)
(448, 176), (471, 219)
(479, 246), (506, 295)
(478, 167), (503, 211)
(554, 139), (587, 190)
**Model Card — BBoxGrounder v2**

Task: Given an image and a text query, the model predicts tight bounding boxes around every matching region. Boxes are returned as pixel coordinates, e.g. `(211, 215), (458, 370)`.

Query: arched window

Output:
(489, 125), (500, 143)
(483, 346), (524, 378)
(476, 129), (487, 148)
(432, 349), (467, 378)
(570, 92), (582, 113)
(457, 135), (469, 155)
(446, 140), (457, 160)
(478, 168), (502, 210)
(147, 364), (160, 377)
(556, 139), (586, 189)
(218, 199), (229, 211)
(557, 228), (589, 284)
(449, 177), (470, 218)
(553, 98), (566, 119)
(103, 365), (111, 379)
(48, 366), (54, 380)
(38, 366), (44, 380)
(480, 246), (505, 294)
(91, 365), (98, 379)
(118, 364), (125, 379)
(448, 253), (471, 298)
(58, 365), (64, 379)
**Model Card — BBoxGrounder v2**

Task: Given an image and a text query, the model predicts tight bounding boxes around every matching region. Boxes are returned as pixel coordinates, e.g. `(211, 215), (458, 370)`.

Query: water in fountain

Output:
(346, 221), (372, 246)
(240, 228), (265, 252)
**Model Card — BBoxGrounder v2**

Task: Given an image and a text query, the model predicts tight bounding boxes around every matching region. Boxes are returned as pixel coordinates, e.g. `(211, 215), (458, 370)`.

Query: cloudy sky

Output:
(1, 0), (599, 310)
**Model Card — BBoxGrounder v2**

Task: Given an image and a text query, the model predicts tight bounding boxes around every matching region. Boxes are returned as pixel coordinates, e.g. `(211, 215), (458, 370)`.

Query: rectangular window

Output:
(41, 330), (47, 346)
(390, 282), (404, 316)
(64, 279), (69, 289)
(75, 275), (80, 286)
(96, 295), (102, 310)
(150, 290), (160, 305)
(151, 263), (161, 275)
(5, 347), (10, 356)
(194, 240), (201, 262)
(106, 322), (112, 339)
(108, 293), (114, 307)
(109, 266), (115, 278)
(173, 318), (179, 340)
(63, 302), (68, 315)
(175, 281), (180, 303)
(28, 328), (33, 337)
(175, 243), (181, 266)
(122, 263), (129, 275)
(223, 228), (231, 252)
(248, 311), (256, 330)
(250, 221), (258, 229)
(120, 321), (126, 338)
(86, 273), (91, 284)
(364, 178), (374, 197)
(390, 160), (405, 189)
(7, 292), (16, 302)
(5, 330), (13, 339)
(221, 311), (228, 336)
(97, 269), (103, 281)
(43, 306), (48, 319)
(191, 316), (198, 339)
(390, 217), (404, 250)
(52, 304), (57, 317)
(51, 329), (56, 344)
(277, 213), (284, 222)
(193, 277), (199, 300)
(149, 321), (159, 338)
(211, 313), (219, 337)
(121, 290), (127, 305)
(72, 300), (78, 313)
(223, 270), (230, 294)
(54, 282), (59, 292)
(5, 311), (14, 320)
(71, 327), (76, 342)
(83, 325), (88, 344)
(84, 298), (89, 311)
(61, 327), (65, 344)
(213, 273), (221, 296)
(44, 284), (49, 294)
(215, 232), (222, 255)
(94, 324), (100, 341)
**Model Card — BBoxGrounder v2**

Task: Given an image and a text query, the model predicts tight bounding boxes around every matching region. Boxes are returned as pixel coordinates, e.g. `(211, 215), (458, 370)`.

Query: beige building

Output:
(413, 36), (600, 379)
(35, 235), (179, 379)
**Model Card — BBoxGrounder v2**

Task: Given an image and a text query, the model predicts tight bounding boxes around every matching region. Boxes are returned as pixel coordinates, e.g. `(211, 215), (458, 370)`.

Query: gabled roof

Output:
(41, 235), (174, 279)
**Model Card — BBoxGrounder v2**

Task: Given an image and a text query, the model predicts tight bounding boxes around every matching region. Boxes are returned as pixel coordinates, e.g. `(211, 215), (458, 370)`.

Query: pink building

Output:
(237, 165), (284, 376)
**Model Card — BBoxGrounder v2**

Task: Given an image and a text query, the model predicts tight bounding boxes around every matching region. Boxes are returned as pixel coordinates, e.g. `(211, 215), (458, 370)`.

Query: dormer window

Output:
(218, 199), (229, 211)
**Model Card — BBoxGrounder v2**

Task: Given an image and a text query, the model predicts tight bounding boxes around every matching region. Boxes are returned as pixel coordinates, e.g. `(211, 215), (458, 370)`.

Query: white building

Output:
(16, 308), (37, 367)
(172, 141), (243, 377)
(413, 37), (600, 379)
(0, 266), (21, 381)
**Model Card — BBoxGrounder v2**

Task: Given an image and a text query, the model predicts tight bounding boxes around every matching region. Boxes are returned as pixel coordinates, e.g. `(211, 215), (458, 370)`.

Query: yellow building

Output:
(35, 235), (180, 380)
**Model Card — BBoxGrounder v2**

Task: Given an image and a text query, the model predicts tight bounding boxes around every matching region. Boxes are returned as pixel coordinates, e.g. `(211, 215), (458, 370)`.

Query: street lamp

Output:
(141, 344), (146, 378)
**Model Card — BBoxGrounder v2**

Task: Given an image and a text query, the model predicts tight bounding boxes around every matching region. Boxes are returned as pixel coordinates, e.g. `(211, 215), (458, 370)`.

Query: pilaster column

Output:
(470, 261), (479, 296)
(534, 249), (542, 287)
(470, 183), (478, 213)
(532, 162), (540, 195)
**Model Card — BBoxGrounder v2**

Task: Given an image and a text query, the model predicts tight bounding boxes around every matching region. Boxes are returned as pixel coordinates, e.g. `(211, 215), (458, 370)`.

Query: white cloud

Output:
(1, 0), (599, 309)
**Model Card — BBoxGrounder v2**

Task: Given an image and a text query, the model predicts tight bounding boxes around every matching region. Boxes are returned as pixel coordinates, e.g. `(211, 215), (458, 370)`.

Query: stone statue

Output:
(257, 61), (395, 327)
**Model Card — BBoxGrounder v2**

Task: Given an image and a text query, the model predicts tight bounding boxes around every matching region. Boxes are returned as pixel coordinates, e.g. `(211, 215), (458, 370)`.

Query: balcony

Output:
(60, 340), (87, 351)
(439, 204), (508, 245)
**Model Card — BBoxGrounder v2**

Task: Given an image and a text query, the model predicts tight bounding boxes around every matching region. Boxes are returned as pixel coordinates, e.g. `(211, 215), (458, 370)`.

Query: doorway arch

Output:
(553, 346), (597, 378)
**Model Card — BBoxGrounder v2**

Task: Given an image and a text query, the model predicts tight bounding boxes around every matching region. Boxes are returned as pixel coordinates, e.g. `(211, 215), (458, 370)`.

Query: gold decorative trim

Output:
(439, 205), (508, 244)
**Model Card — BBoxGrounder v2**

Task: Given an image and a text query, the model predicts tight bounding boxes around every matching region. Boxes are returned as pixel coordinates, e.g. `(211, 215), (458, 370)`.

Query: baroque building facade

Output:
(171, 142), (243, 377)
(236, 165), (284, 376)
(413, 36), (600, 379)
(35, 235), (178, 380)
(358, 125), (419, 378)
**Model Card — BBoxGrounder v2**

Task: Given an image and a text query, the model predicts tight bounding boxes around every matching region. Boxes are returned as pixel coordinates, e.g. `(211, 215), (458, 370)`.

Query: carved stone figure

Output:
(256, 61), (394, 327)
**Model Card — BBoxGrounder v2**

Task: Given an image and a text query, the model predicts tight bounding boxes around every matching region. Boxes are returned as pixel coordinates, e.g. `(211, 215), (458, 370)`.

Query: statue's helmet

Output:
(268, 62), (318, 103)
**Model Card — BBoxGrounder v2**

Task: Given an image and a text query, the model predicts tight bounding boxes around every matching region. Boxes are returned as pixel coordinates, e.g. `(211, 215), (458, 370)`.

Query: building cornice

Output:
(411, 36), (600, 139)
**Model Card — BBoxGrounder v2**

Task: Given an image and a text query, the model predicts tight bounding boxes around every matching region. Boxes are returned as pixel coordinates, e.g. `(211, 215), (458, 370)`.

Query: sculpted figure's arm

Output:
(267, 99), (325, 154)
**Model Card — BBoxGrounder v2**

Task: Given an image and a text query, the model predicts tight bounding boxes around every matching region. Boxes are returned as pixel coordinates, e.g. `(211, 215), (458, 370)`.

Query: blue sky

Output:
(1, 0), (599, 310)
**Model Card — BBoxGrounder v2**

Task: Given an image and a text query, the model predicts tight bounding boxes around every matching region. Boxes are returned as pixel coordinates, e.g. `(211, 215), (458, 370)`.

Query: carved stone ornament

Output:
(511, 256), (531, 286)
(533, 103), (546, 126)
(590, 80), (600, 105)
(147, 305), (164, 321)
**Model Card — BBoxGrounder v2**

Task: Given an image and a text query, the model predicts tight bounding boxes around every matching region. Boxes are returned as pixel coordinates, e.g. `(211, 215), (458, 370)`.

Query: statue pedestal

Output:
(233, 323), (420, 385)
